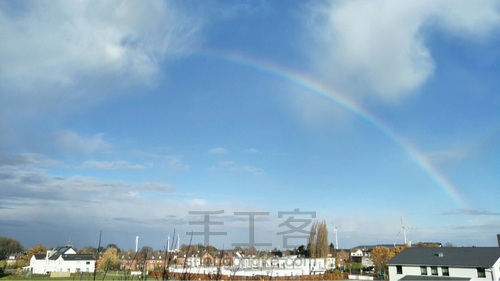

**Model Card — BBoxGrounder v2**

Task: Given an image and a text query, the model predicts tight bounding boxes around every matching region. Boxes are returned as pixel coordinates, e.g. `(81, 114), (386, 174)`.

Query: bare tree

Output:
(180, 232), (194, 281)
(307, 221), (318, 257)
(162, 230), (179, 281)
(316, 220), (329, 258)
(307, 220), (329, 258)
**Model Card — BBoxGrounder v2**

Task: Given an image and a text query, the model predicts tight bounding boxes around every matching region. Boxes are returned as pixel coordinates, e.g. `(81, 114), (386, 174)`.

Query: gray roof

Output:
(49, 247), (72, 260)
(48, 247), (94, 261)
(61, 254), (94, 261)
(33, 254), (46, 260)
(388, 247), (500, 268)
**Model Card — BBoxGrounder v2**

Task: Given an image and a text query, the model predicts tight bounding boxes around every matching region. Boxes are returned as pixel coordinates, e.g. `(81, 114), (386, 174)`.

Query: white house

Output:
(26, 246), (95, 274)
(351, 249), (364, 258)
(387, 247), (500, 281)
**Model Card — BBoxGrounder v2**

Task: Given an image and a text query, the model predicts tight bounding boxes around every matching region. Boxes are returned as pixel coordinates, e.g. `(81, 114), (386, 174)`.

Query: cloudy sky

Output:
(1, 0), (499, 251)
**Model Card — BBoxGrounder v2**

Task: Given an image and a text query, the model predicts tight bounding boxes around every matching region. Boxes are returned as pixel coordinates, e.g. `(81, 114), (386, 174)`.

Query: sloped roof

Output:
(47, 247), (94, 261)
(388, 247), (500, 268)
(33, 254), (46, 260)
(49, 247), (72, 260)
(61, 254), (95, 261)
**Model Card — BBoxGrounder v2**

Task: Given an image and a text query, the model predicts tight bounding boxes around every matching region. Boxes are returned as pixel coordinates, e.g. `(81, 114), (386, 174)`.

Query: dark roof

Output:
(49, 247), (72, 260)
(47, 247), (94, 261)
(62, 254), (94, 261)
(399, 275), (470, 281)
(388, 247), (500, 268)
(33, 254), (46, 260)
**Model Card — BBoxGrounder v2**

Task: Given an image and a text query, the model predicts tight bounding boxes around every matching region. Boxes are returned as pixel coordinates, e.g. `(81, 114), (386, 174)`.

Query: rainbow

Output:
(3, 46), (467, 208)
(200, 50), (467, 208)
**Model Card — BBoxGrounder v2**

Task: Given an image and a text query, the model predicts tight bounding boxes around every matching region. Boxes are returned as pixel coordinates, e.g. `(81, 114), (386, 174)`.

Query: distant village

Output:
(1, 234), (500, 280)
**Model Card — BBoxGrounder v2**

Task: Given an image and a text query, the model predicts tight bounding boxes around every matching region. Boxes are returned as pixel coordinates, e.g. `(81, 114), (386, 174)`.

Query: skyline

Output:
(1, 0), (499, 251)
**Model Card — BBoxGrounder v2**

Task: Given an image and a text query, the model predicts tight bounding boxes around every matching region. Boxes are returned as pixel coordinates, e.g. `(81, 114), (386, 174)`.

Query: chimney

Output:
(497, 234), (500, 247)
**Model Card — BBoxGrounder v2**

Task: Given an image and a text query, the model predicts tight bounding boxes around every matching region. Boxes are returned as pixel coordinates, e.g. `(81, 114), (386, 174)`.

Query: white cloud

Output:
(0, 1), (207, 154)
(305, 0), (500, 100)
(143, 182), (173, 193)
(0, 153), (60, 167)
(0, 167), (176, 217)
(209, 147), (228, 155)
(243, 148), (262, 154)
(167, 155), (190, 170)
(0, 0), (202, 110)
(81, 160), (144, 170)
(55, 130), (111, 155)
(219, 160), (265, 177)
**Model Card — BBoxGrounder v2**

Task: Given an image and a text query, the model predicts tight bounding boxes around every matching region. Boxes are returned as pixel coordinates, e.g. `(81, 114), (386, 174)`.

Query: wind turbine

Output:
(330, 222), (341, 250)
(167, 236), (171, 252)
(399, 217), (409, 245)
(135, 236), (139, 252)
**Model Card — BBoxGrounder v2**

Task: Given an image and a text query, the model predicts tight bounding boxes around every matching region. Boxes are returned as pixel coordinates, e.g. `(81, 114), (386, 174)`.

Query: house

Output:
(26, 246), (95, 274)
(350, 248), (364, 261)
(201, 251), (214, 265)
(387, 247), (500, 281)
(6, 254), (20, 266)
(349, 247), (374, 268)
(146, 251), (165, 271)
(336, 250), (349, 269)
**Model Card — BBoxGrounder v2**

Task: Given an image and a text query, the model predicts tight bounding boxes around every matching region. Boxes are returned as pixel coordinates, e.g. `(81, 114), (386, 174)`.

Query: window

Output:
(396, 265), (402, 274)
(86, 261), (90, 265)
(442, 267), (449, 276)
(477, 267), (486, 278)
(431, 266), (438, 275)
(420, 266), (428, 275)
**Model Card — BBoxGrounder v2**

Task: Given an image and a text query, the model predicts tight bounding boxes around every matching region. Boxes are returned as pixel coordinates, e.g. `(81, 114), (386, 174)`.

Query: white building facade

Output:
(26, 246), (95, 274)
(387, 247), (500, 281)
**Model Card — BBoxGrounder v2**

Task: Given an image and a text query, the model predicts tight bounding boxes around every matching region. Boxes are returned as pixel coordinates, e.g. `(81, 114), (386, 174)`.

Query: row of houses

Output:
(24, 246), (335, 276)
(23, 234), (500, 280)
(119, 249), (335, 274)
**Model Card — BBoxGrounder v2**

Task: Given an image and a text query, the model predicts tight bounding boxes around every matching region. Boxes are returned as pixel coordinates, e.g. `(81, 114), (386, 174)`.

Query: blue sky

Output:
(1, 0), (499, 251)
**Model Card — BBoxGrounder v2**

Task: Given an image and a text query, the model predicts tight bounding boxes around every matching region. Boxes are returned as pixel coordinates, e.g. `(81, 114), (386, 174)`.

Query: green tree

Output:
(0, 237), (23, 260)
(417, 242), (441, 248)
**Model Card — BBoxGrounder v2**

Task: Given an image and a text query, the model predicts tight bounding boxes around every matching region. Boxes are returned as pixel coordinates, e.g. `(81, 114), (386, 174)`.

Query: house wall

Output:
(388, 265), (497, 281)
(492, 258), (500, 281)
(50, 257), (95, 273)
(29, 257), (47, 274)
(351, 250), (363, 257)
